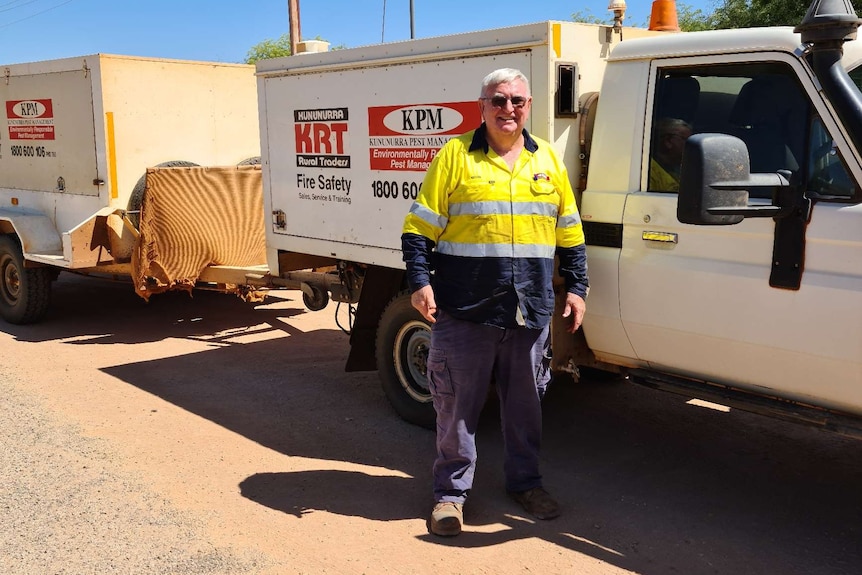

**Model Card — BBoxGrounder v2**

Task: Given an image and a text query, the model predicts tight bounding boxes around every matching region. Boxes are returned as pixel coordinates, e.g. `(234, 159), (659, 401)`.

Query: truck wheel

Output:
(376, 294), (436, 429)
(127, 160), (199, 228)
(0, 236), (51, 324)
(302, 285), (329, 311)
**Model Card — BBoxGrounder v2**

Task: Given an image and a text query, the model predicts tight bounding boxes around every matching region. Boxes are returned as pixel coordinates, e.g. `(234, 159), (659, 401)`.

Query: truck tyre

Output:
(127, 160), (199, 228)
(0, 236), (51, 324)
(376, 293), (436, 429)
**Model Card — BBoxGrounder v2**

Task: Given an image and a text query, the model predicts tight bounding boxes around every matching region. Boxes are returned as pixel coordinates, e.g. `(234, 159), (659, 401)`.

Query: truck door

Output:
(618, 55), (862, 414)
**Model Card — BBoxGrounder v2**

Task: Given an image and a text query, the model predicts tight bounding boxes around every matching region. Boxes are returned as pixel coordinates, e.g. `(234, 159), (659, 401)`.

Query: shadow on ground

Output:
(107, 342), (862, 575)
(8, 274), (861, 574)
(0, 272), (309, 345)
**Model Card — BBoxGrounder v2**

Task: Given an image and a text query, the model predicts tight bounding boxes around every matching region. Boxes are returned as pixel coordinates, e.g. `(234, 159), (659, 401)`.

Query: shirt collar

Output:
(469, 123), (539, 154)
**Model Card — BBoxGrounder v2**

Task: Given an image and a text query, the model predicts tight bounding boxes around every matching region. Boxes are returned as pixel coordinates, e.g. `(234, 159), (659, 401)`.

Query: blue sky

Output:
(0, 0), (717, 65)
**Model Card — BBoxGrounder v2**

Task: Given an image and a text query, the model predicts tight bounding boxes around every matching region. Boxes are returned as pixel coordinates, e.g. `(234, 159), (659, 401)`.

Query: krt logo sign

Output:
(294, 108), (350, 168)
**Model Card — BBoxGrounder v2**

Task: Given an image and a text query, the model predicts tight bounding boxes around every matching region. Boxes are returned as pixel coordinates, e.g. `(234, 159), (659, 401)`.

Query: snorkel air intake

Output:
(795, 0), (862, 152)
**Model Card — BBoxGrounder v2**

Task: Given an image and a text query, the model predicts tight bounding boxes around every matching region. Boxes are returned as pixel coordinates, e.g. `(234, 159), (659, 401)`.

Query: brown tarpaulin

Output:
(132, 165), (267, 301)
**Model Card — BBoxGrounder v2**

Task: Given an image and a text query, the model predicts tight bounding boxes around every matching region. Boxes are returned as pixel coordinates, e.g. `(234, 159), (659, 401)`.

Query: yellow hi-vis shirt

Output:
(402, 126), (587, 328)
(649, 157), (681, 192)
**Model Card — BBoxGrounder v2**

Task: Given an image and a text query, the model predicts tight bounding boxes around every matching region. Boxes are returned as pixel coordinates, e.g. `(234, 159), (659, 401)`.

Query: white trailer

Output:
(0, 54), (264, 323)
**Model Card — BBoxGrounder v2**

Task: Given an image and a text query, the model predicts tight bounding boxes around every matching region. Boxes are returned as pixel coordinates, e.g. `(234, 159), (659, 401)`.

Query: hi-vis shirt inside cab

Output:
(402, 125), (589, 329)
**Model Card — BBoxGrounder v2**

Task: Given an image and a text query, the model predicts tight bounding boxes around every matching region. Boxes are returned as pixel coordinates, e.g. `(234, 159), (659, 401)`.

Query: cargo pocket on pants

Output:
(427, 348), (454, 415)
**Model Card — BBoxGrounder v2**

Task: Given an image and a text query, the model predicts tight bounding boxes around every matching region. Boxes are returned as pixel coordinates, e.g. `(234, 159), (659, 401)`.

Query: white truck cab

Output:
(574, 17), (862, 432)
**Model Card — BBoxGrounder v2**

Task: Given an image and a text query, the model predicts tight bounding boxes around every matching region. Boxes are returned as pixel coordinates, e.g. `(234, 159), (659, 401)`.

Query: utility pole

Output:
(410, 0), (415, 39)
(288, 0), (301, 55)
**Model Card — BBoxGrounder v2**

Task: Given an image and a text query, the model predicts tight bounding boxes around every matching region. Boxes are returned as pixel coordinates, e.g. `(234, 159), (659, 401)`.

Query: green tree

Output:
(676, 3), (713, 31)
(244, 35), (344, 64)
(711, 0), (810, 28)
(695, 0), (861, 30)
(575, 1), (861, 32)
(571, 8), (610, 25)
(245, 34), (292, 64)
(572, 3), (715, 31)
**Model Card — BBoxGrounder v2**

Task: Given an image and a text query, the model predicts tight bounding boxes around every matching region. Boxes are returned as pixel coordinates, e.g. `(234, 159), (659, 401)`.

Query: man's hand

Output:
(561, 292), (586, 333)
(411, 285), (437, 323)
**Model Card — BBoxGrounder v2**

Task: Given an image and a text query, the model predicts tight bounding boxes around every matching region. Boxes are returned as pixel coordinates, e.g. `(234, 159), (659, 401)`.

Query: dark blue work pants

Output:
(427, 310), (552, 504)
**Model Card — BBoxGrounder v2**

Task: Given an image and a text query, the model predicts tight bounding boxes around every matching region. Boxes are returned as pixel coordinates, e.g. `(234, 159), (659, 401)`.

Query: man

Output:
(401, 68), (589, 537)
(648, 117), (692, 192)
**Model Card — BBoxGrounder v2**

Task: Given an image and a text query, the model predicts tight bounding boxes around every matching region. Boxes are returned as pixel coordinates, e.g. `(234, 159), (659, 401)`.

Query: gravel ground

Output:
(2, 273), (861, 575)
(0, 371), (267, 575)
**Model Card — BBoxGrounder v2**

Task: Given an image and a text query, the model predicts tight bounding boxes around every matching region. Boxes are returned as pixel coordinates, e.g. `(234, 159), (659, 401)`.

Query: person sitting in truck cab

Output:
(649, 117), (692, 192)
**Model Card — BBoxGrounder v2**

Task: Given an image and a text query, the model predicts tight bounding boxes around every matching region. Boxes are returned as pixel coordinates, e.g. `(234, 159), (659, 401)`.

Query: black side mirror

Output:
(678, 134), (749, 225)
(677, 133), (790, 225)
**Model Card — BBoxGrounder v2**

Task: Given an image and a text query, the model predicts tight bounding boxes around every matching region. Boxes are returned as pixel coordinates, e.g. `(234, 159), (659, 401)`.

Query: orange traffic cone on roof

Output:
(649, 0), (681, 32)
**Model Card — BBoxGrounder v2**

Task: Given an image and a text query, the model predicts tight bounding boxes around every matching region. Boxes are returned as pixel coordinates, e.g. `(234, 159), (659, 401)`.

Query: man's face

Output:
(479, 79), (531, 140)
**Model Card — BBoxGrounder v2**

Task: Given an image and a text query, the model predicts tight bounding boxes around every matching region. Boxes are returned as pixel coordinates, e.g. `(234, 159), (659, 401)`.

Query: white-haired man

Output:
(401, 67), (589, 536)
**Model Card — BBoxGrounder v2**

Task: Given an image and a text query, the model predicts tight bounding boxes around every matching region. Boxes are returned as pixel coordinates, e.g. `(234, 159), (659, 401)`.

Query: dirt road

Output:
(1, 273), (860, 574)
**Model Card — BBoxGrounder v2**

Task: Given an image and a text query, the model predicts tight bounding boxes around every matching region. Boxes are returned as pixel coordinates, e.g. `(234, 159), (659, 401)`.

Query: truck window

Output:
(649, 63), (811, 198)
(849, 66), (862, 92)
(807, 115), (857, 199)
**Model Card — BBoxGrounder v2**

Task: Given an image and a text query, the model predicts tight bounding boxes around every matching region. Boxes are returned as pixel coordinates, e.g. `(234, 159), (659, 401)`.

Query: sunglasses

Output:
(481, 95), (529, 109)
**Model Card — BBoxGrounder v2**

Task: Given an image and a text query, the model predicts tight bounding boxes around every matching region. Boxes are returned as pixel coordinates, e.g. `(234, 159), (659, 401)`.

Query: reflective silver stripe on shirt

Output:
(437, 241), (556, 258)
(449, 201), (559, 218)
(557, 212), (582, 229)
(409, 203), (448, 229)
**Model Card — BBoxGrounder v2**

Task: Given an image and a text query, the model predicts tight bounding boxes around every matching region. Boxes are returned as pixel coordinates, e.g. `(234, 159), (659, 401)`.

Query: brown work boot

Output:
(428, 501), (463, 536)
(508, 487), (561, 519)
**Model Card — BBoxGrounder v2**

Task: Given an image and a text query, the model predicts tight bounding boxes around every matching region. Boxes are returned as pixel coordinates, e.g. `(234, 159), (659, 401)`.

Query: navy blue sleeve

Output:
(557, 243), (589, 299)
(401, 232), (436, 293)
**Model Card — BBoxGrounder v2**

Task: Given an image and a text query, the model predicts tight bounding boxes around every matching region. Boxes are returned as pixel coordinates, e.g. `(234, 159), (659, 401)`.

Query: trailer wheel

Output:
(127, 160), (199, 228)
(376, 293), (436, 429)
(0, 236), (51, 324)
(302, 285), (329, 311)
